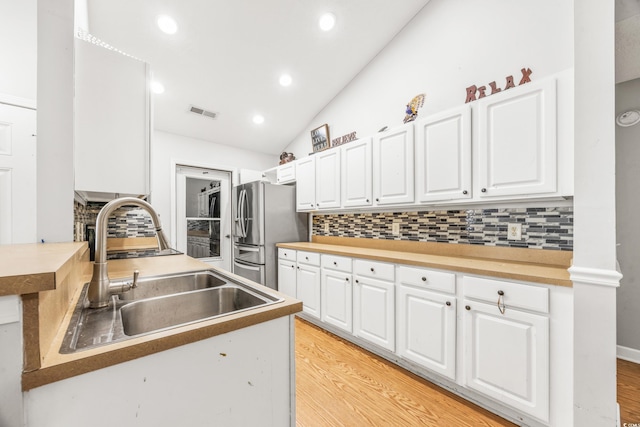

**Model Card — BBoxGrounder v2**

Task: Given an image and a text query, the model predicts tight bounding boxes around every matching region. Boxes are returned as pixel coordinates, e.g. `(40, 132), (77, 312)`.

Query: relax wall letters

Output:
(465, 67), (533, 103)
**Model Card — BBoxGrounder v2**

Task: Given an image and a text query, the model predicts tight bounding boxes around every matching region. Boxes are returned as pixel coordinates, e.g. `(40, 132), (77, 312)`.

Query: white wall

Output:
(0, 296), (23, 427)
(616, 77), (640, 356)
(572, 1), (620, 425)
(151, 130), (277, 240)
(0, 0), (37, 101)
(283, 0), (573, 156)
(37, 0), (75, 242)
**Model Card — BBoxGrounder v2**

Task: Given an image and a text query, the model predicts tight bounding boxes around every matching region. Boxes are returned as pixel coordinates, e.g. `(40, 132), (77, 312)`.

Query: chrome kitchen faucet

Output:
(87, 197), (170, 308)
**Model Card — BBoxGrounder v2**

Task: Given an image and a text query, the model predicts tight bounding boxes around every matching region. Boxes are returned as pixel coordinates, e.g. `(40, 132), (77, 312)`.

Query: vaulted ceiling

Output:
(85, 0), (640, 156)
(86, 0), (430, 155)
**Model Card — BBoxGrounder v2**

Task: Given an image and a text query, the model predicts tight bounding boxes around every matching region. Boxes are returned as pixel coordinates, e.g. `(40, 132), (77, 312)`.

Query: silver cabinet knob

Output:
(481, 188), (487, 193)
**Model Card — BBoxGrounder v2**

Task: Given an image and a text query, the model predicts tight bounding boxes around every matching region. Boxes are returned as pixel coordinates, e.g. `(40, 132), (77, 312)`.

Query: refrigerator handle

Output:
(241, 188), (249, 238)
(234, 259), (261, 271)
(238, 189), (247, 238)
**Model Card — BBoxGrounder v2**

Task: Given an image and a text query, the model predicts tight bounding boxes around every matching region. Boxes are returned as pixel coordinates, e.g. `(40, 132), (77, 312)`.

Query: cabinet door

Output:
(397, 285), (456, 380)
(321, 269), (353, 333)
(295, 157), (316, 211)
(74, 38), (150, 196)
(476, 78), (557, 198)
(373, 124), (414, 205)
(277, 259), (297, 297)
(315, 149), (341, 209)
(464, 299), (549, 422)
(341, 138), (373, 208)
(353, 275), (395, 351)
(296, 264), (321, 319)
(276, 163), (296, 184)
(415, 106), (471, 203)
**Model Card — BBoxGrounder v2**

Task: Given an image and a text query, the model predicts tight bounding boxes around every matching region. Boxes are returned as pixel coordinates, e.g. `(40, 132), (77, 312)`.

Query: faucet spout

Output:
(88, 197), (170, 308)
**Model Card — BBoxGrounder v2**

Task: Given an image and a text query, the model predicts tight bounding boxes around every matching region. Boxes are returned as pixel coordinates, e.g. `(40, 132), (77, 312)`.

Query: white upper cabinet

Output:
(291, 73), (567, 212)
(315, 149), (341, 210)
(373, 123), (415, 205)
(74, 38), (150, 197)
(295, 156), (316, 211)
(276, 162), (296, 184)
(476, 78), (557, 199)
(415, 106), (472, 203)
(341, 138), (373, 208)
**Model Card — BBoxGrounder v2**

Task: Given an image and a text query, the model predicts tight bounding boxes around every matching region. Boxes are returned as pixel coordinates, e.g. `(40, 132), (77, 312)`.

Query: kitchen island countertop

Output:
(0, 242), (301, 390)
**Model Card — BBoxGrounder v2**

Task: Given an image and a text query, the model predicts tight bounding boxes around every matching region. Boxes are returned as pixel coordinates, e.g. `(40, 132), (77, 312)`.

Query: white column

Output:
(572, 1), (621, 425)
(37, 0), (75, 242)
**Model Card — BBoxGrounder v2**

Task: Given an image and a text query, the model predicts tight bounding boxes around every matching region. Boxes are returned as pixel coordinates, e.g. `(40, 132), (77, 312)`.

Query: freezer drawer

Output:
(234, 243), (265, 264)
(233, 259), (267, 287)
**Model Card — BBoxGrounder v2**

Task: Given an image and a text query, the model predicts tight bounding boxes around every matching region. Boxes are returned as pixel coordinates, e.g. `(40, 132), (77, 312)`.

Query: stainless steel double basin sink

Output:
(61, 270), (283, 353)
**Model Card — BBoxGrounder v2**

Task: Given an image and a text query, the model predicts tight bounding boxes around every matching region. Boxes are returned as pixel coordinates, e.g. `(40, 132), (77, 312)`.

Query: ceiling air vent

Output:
(189, 105), (217, 119)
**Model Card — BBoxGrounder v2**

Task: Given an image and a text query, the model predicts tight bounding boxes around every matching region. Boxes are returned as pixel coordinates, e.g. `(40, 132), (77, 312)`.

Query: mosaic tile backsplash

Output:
(74, 201), (156, 240)
(312, 207), (573, 251)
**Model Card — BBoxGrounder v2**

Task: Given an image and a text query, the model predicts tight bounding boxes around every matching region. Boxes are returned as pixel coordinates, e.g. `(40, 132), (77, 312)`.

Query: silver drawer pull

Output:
(497, 290), (506, 314)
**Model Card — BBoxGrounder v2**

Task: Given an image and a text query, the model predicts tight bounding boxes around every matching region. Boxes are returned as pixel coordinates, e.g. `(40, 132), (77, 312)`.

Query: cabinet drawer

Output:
(354, 259), (395, 281)
(397, 265), (456, 294)
(462, 276), (549, 314)
(321, 254), (352, 273)
(278, 248), (296, 261)
(297, 251), (320, 266)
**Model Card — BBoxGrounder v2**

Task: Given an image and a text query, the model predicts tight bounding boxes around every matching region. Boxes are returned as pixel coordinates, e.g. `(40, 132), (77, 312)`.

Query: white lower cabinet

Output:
(353, 259), (395, 352)
(277, 248), (297, 297)
(462, 276), (550, 423)
(396, 266), (457, 380)
(296, 251), (321, 319)
(278, 247), (560, 424)
(321, 255), (353, 333)
(277, 259), (297, 298)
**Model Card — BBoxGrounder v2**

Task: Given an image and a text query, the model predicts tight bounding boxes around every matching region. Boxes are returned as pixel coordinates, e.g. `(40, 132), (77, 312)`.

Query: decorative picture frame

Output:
(311, 124), (330, 153)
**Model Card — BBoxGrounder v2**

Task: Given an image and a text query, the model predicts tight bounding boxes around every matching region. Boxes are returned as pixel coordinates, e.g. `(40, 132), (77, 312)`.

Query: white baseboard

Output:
(617, 345), (640, 364)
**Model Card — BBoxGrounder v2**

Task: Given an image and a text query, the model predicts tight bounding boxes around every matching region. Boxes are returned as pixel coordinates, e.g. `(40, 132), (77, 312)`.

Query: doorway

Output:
(175, 165), (232, 272)
(0, 101), (36, 244)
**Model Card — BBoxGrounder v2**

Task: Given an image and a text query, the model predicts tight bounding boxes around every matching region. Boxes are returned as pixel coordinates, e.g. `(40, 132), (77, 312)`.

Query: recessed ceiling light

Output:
(319, 12), (336, 31)
(157, 15), (178, 34)
(253, 114), (265, 125)
(279, 74), (292, 87)
(150, 81), (165, 94)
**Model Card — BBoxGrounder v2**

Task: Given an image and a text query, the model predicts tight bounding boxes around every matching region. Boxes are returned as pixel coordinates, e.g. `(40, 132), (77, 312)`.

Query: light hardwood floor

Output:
(295, 318), (640, 426)
(295, 318), (515, 426)
(619, 358), (640, 425)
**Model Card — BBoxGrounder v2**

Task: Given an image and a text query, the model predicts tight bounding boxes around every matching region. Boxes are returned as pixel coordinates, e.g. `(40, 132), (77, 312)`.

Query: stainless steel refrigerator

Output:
(233, 181), (308, 289)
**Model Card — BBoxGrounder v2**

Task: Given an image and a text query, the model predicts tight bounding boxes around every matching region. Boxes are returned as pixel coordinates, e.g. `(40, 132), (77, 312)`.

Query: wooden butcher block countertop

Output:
(0, 242), (301, 390)
(278, 236), (573, 287)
